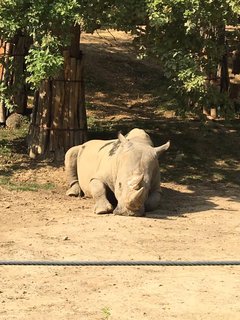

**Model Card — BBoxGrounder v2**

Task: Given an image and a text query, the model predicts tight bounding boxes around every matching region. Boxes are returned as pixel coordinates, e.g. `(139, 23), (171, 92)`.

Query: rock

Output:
(6, 113), (26, 129)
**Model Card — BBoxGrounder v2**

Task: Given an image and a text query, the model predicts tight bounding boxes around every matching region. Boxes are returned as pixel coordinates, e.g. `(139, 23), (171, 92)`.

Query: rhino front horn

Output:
(126, 187), (145, 211)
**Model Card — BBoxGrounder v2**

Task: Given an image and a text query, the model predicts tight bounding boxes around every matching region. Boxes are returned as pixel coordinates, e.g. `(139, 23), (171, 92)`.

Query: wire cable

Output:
(0, 260), (240, 267)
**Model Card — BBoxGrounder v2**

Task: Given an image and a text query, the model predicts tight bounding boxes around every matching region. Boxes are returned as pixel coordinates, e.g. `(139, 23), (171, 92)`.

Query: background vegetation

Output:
(0, 1), (239, 184)
(0, 0), (240, 116)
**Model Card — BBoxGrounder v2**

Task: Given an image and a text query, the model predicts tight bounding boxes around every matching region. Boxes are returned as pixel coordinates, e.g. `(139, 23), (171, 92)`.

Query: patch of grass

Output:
(87, 115), (103, 132)
(179, 174), (206, 184)
(0, 176), (10, 185)
(87, 114), (115, 132)
(0, 141), (11, 156)
(0, 124), (29, 159)
(0, 123), (29, 141)
(101, 307), (111, 320)
(0, 176), (55, 192)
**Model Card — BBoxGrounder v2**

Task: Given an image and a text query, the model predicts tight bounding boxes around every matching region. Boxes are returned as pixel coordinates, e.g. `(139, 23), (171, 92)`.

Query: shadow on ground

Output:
(146, 187), (217, 219)
(2, 115), (240, 188)
(0, 128), (62, 189)
(89, 117), (240, 185)
(1, 30), (240, 211)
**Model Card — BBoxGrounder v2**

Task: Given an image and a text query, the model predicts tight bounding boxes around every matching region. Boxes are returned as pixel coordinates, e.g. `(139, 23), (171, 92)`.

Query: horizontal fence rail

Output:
(0, 260), (240, 267)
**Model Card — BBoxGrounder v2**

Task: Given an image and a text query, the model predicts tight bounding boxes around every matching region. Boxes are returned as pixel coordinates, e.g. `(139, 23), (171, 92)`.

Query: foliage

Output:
(0, 82), (16, 112)
(137, 0), (240, 113)
(0, 0), (150, 87)
(0, 0), (240, 115)
(0, 0), (80, 89)
(25, 35), (64, 87)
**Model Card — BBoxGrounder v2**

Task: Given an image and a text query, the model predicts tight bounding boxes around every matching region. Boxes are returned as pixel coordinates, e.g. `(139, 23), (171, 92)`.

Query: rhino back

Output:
(77, 138), (118, 196)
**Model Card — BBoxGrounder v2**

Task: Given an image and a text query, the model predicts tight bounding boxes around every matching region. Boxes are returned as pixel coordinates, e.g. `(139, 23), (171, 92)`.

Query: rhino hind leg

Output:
(90, 179), (113, 214)
(65, 145), (82, 197)
(66, 180), (82, 197)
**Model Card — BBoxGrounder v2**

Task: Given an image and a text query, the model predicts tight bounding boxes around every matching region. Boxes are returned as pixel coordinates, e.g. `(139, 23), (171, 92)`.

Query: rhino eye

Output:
(118, 182), (122, 189)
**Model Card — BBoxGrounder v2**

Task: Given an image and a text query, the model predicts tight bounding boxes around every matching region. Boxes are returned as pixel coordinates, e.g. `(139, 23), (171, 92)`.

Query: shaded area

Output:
(82, 31), (240, 191)
(1, 116), (239, 199)
(82, 32), (174, 123)
(88, 118), (240, 189)
(146, 184), (238, 219)
(0, 126), (61, 191)
(1, 30), (240, 209)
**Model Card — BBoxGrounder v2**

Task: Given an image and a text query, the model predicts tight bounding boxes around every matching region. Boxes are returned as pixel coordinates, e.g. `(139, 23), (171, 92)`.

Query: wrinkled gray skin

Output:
(65, 128), (170, 216)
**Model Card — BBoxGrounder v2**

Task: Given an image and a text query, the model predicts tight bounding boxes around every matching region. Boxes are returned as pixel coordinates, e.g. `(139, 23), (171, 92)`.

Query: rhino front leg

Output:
(90, 179), (113, 214)
(65, 145), (82, 197)
(145, 189), (162, 212)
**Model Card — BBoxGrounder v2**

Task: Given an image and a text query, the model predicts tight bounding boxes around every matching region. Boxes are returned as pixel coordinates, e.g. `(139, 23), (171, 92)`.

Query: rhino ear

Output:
(154, 141), (170, 157)
(118, 132), (128, 144)
(118, 132), (133, 150)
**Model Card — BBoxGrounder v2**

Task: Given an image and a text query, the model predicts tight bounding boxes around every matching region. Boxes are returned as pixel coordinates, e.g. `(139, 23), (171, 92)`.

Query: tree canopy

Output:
(136, 0), (240, 115)
(0, 0), (240, 115)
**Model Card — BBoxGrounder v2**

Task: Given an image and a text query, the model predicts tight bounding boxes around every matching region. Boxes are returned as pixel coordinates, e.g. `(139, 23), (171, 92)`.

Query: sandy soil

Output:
(1, 29), (240, 320)
(1, 166), (240, 320)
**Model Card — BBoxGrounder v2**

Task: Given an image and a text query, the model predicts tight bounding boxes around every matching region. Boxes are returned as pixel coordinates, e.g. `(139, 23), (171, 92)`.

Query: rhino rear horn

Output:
(154, 141), (170, 157)
(128, 174), (144, 190)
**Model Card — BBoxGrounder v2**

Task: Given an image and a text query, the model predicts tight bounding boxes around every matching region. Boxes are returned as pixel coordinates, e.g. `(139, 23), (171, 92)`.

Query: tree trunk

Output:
(0, 35), (31, 125)
(11, 35), (31, 114)
(0, 40), (5, 125)
(28, 25), (87, 160)
(219, 26), (229, 94)
(0, 41), (13, 125)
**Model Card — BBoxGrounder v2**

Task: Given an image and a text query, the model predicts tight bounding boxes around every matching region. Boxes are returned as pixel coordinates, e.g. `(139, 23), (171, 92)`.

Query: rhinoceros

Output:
(65, 128), (170, 216)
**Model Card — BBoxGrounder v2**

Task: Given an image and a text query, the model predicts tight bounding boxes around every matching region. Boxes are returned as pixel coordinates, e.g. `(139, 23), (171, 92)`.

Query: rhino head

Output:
(113, 133), (170, 216)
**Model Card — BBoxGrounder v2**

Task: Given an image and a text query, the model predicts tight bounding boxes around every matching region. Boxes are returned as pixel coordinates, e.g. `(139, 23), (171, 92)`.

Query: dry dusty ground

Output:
(1, 30), (240, 320)
(0, 166), (240, 320)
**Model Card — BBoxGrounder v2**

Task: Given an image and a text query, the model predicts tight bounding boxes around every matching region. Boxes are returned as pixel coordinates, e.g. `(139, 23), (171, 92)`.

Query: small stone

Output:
(6, 113), (27, 129)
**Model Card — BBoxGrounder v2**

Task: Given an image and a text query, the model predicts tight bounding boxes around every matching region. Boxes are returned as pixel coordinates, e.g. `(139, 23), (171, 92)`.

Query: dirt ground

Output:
(1, 30), (240, 319)
(1, 165), (240, 320)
